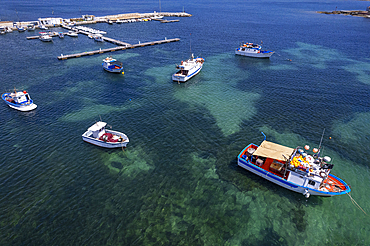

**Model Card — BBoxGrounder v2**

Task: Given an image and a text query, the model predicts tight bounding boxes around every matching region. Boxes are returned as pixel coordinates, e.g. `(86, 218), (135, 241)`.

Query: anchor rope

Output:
(347, 193), (367, 216)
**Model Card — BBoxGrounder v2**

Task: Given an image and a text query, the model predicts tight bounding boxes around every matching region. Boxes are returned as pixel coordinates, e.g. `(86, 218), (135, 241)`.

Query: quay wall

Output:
(0, 12), (192, 30)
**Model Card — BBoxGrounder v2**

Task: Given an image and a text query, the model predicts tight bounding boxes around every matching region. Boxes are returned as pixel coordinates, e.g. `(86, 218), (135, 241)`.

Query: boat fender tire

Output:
(319, 171), (326, 178)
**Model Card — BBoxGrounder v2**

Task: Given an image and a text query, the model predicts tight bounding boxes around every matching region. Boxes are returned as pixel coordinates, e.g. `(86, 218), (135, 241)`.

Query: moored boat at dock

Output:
(2, 89), (37, 111)
(82, 121), (129, 148)
(39, 33), (53, 42)
(93, 34), (104, 42)
(172, 54), (204, 82)
(17, 26), (26, 32)
(67, 31), (78, 37)
(39, 25), (48, 30)
(102, 56), (124, 73)
(237, 133), (350, 198)
(235, 42), (274, 58)
(27, 24), (35, 31)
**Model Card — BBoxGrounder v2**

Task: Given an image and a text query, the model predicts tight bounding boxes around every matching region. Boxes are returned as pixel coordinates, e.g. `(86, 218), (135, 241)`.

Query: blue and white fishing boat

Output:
(17, 26), (26, 32)
(102, 57), (124, 74)
(27, 24), (35, 31)
(82, 121), (129, 148)
(235, 42), (274, 58)
(172, 54), (204, 82)
(58, 32), (64, 38)
(2, 89), (37, 111)
(237, 133), (350, 198)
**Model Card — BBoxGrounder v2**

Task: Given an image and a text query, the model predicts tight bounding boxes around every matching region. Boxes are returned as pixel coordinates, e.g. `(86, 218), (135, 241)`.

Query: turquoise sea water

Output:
(1, 0), (370, 245)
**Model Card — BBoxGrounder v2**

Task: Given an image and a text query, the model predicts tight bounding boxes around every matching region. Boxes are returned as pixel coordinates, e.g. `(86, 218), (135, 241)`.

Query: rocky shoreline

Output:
(317, 7), (370, 18)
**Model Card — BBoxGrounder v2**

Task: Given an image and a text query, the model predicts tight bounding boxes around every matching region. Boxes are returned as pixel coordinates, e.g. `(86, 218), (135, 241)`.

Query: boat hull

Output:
(235, 49), (274, 58)
(2, 93), (37, 111)
(103, 66), (124, 73)
(40, 36), (52, 42)
(237, 144), (350, 197)
(82, 130), (129, 148)
(102, 61), (124, 73)
(172, 63), (203, 82)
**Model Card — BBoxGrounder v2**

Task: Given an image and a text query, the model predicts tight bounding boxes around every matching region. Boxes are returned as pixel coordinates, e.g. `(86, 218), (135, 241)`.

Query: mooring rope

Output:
(347, 193), (367, 216)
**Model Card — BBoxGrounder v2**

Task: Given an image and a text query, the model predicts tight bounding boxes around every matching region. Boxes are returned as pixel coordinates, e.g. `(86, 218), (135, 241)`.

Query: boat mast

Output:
(317, 128), (325, 157)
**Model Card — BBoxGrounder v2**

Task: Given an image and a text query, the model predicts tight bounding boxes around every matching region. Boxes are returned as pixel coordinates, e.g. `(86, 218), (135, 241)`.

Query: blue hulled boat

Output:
(237, 133), (350, 198)
(235, 42), (274, 58)
(102, 57), (124, 74)
(2, 89), (37, 111)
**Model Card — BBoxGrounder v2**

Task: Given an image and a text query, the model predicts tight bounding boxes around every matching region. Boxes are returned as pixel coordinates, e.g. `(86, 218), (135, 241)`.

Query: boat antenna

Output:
(189, 33), (192, 57)
(317, 128), (325, 157)
(261, 132), (266, 141)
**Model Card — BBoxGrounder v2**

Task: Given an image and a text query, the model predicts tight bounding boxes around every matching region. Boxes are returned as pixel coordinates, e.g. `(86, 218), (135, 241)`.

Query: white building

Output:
(38, 17), (63, 26)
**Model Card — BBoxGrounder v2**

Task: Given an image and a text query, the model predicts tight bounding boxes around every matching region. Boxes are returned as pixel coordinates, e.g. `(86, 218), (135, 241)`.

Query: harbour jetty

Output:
(57, 38), (180, 60)
(0, 11), (191, 30)
(317, 6), (370, 18)
(11, 11), (189, 60)
(54, 24), (180, 60)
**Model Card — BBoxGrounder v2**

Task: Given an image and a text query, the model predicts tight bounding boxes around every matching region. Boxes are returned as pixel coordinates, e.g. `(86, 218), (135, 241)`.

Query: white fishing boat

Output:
(235, 42), (274, 58)
(39, 33), (52, 42)
(39, 25), (48, 30)
(58, 32), (64, 38)
(82, 121), (129, 148)
(93, 34), (104, 42)
(5, 27), (13, 33)
(27, 24), (35, 31)
(0, 26), (6, 35)
(67, 31), (78, 37)
(172, 54), (204, 82)
(237, 132), (351, 198)
(2, 89), (37, 111)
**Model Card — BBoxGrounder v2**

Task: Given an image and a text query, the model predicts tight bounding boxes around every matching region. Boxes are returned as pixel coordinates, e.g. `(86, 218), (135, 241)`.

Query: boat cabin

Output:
(87, 121), (107, 139)
(6, 91), (31, 104)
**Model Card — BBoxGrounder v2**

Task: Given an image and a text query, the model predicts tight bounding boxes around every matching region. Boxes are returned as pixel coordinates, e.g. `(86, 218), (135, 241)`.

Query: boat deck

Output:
(240, 145), (288, 179)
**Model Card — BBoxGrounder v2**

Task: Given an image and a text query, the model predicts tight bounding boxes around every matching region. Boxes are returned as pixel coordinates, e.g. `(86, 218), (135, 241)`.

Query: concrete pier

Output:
(57, 38), (180, 60)
(0, 11), (191, 30)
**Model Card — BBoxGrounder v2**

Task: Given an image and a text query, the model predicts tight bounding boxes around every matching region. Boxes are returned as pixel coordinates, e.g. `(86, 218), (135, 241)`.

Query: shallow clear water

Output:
(1, 0), (370, 245)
